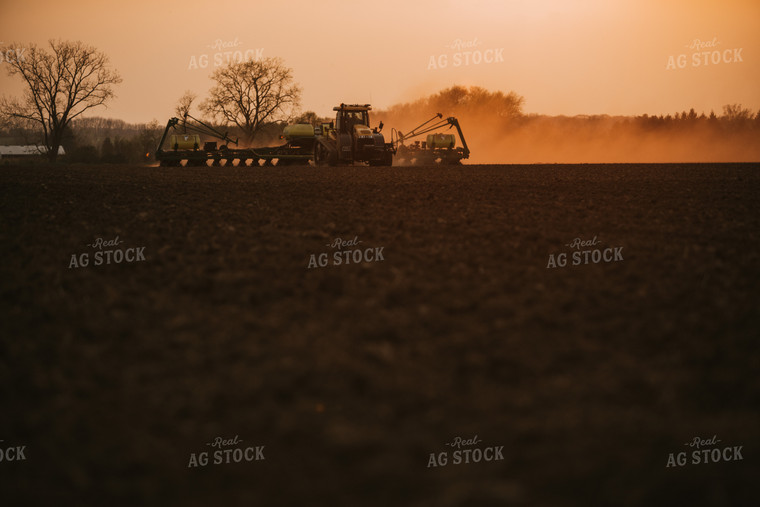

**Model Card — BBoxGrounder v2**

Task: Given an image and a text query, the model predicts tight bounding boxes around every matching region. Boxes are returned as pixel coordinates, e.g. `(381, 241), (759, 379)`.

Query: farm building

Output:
(0, 145), (66, 159)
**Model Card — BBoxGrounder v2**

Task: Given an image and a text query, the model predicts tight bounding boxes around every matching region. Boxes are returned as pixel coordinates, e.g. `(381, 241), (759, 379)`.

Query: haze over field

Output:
(1, 0), (758, 124)
(376, 87), (760, 163)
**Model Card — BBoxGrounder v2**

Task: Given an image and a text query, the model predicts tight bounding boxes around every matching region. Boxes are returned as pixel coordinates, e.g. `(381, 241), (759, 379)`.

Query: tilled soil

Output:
(1, 162), (759, 506)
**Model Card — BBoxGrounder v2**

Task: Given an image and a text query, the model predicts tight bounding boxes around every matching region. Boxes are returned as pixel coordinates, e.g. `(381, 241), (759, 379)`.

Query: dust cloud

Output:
(375, 86), (760, 163)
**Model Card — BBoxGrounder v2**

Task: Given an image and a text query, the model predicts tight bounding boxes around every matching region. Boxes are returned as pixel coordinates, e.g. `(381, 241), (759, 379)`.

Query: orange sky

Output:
(1, 0), (758, 124)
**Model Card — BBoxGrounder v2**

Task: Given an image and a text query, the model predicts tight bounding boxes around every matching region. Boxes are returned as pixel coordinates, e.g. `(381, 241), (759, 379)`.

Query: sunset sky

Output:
(1, 0), (758, 124)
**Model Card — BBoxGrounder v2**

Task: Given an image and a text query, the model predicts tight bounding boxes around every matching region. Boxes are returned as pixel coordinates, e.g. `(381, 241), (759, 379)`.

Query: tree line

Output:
(0, 114), (327, 164)
(0, 39), (758, 164)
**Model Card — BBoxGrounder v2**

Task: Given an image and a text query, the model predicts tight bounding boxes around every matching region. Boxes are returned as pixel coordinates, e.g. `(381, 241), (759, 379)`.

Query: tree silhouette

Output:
(722, 104), (753, 122)
(201, 57), (301, 144)
(174, 91), (197, 122)
(0, 40), (122, 162)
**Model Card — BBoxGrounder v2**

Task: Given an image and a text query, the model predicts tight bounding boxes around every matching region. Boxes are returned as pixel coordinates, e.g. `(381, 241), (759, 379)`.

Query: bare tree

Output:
(0, 39), (122, 162)
(722, 104), (753, 122)
(201, 57), (301, 144)
(429, 86), (524, 119)
(174, 90), (197, 120)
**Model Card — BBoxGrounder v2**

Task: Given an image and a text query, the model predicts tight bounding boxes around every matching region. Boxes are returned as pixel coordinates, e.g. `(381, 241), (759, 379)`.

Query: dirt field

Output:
(1, 162), (759, 506)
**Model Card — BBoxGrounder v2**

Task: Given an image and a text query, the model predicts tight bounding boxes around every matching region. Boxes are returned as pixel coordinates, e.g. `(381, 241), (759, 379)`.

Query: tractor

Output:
(313, 104), (395, 166)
